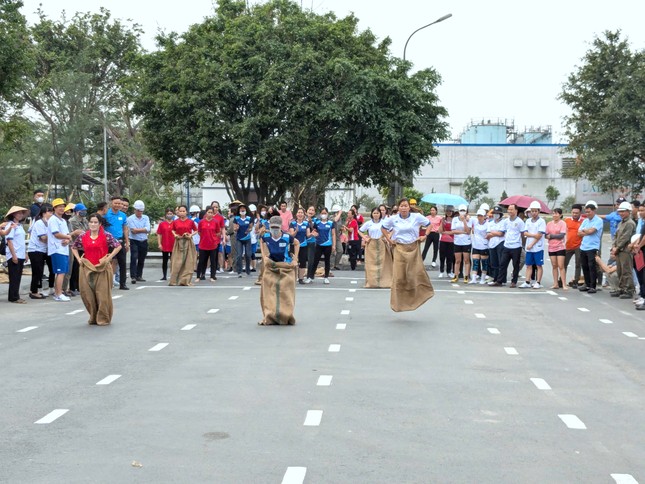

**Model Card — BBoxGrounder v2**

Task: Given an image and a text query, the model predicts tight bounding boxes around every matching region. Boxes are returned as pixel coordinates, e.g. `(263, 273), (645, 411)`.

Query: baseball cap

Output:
(458, 204), (467, 212)
(479, 203), (490, 211)
(616, 197), (627, 204)
(134, 200), (145, 211)
(269, 216), (282, 228)
(493, 205), (504, 214)
(74, 203), (87, 212)
(476, 208), (486, 216)
(331, 204), (341, 212)
(248, 204), (257, 212)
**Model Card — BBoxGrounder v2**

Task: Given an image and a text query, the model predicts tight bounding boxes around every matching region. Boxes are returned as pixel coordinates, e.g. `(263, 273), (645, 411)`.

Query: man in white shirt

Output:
(520, 201), (546, 289)
(490, 204), (526, 288)
(47, 198), (73, 301)
(127, 200), (151, 284)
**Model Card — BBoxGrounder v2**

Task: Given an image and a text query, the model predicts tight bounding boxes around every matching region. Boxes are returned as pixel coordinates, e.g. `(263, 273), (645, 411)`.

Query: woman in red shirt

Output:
(345, 209), (361, 270)
(169, 205), (198, 286)
(156, 207), (175, 281)
(196, 207), (224, 281)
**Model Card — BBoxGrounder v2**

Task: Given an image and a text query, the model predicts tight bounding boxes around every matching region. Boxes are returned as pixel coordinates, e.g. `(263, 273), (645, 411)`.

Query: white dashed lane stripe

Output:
(558, 414), (587, 429)
(243, 286), (252, 291)
(96, 375), (121, 385)
(475, 313), (486, 319)
(16, 326), (38, 333)
(336, 324), (346, 330)
(317, 375), (333, 386)
(340, 310), (350, 315)
(148, 343), (169, 352)
(623, 332), (638, 338)
(303, 410), (323, 426)
(228, 296), (239, 300)
(35, 409), (69, 424)
(546, 290), (557, 295)
(558, 297), (568, 301)
(530, 378), (552, 390)
(207, 309), (220, 314)
(577, 307), (590, 312)
(328, 344), (341, 352)
(599, 319), (613, 324)
(348, 289), (357, 293)
(504, 347), (519, 355)
(464, 300), (473, 305)
(181, 324), (197, 331)
(282, 467), (307, 484)
(345, 297), (354, 302)
(112, 295), (123, 300)
(65, 309), (84, 315)
(611, 474), (639, 484)
(487, 328), (500, 335)
(350, 280), (357, 284)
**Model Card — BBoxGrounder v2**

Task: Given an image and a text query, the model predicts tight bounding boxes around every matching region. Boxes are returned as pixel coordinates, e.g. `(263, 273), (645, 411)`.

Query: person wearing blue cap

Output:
(68, 203), (89, 295)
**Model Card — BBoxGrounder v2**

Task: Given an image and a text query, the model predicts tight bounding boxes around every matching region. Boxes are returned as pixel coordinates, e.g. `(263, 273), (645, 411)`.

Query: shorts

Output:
(51, 253), (69, 274)
(454, 244), (472, 254)
(251, 243), (258, 260)
(220, 244), (231, 255)
(525, 251), (544, 266)
(549, 250), (566, 257)
(472, 248), (489, 256)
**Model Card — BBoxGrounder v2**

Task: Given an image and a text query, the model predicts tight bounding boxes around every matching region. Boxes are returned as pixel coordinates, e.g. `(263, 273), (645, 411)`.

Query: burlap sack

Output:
(260, 260), (297, 325)
(79, 257), (114, 325)
(364, 238), (393, 288)
(390, 242), (434, 312)
(169, 237), (197, 286)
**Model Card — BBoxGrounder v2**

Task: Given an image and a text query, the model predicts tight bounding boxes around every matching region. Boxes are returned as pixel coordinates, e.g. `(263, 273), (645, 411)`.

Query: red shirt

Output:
(171, 218), (197, 236)
(198, 216), (224, 250)
(347, 219), (359, 241)
(156, 220), (175, 252)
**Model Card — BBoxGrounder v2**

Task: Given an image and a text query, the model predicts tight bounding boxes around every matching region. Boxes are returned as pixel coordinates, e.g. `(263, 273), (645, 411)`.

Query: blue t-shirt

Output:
(104, 209), (127, 239)
(234, 215), (252, 241)
(314, 219), (335, 246)
(289, 220), (309, 247)
(262, 233), (293, 263)
(580, 215), (604, 251)
(603, 211), (622, 237)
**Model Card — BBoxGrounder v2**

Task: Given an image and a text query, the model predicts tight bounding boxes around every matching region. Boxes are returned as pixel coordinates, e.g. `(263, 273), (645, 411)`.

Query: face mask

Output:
(239, 211), (246, 217)
(320, 214), (328, 220)
(270, 229), (281, 238)
(166, 214), (173, 220)
(78, 211), (87, 217)
(494, 213), (501, 220)
(63, 214), (71, 220)
(260, 211), (267, 217)
(36, 196), (44, 204)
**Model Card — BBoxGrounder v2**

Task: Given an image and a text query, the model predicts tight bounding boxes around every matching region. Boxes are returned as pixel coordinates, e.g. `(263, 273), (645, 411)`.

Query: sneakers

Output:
(519, 282), (532, 289)
(53, 294), (71, 302)
(238, 273), (243, 278)
(323, 278), (330, 284)
(463, 276), (469, 283)
(479, 278), (487, 285)
(303, 277), (312, 284)
(216, 269), (224, 274)
(587, 288), (597, 294)
(634, 297), (645, 306)
(448, 272), (455, 278)
(431, 261), (437, 268)
(450, 276), (459, 283)
(438, 272), (445, 278)
(532, 282), (542, 289)
(467, 276), (477, 285)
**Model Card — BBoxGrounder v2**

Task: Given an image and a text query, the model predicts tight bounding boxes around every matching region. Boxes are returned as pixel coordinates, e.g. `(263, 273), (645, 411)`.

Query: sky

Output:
(20, 0), (645, 142)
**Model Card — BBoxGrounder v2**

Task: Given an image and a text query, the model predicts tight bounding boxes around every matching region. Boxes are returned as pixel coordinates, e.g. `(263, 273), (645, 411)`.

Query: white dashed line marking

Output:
(207, 309), (220, 314)
(530, 378), (552, 390)
(558, 297), (568, 301)
(96, 375), (121, 385)
(282, 467), (307, 484)
(304, 410), (323, 426)
(504, 347), (519, 355)
(136, 285), (145, 290)
(148, 343), (169, 352)
(65, 309), (84, 315)
(181, 324), (197, 331)
(350, 280), (358, 284)
(457, 291), (466, 295)
(611, 473), (639, 484)
(558, 414), (587, 429)
(349, 289), (357, 293)
(599, 319), (614, 324)
(452, 284), (459, 288)
(228, 296), (239, 300)
(16, 326), (38, 333)
(317, 375), (333, 386)
(112, 295), (123, 300)
(243, 286), (252, 291)
(336, 324), (346, 330)
(328, 344), (341, 352)
(623, 332), (638, 338)
(487, 328), (500, 335)
(620, 310), (631, 316)
(577, 307), (590, 312)
(35, 409), (69, 424)
(341, 310), (350, 315)
(475, 313), (486, 319)
(546, 290), (557, 295)
(345, 297), (354, 302)
(464, 300), (474, 305)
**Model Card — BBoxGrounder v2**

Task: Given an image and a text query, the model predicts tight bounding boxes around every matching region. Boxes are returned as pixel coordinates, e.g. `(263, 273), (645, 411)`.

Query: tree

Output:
(462, 176), (488, 208)
(135, 0), (448, 204)
(560, 31), (645, 193)
(545, 185), (560, 208)
(501, 190), (508, 201)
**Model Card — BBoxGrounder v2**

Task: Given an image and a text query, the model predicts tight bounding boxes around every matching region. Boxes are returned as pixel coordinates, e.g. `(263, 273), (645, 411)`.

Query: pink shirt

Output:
(426, 215), (442, 233)
(279, 210), (293, 231)
(546, 220), (567, 252)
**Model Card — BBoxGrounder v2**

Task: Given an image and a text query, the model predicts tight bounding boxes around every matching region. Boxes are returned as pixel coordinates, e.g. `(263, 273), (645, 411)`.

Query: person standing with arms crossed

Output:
(577, 201), (604, 294)
(104, 196), (130, 290)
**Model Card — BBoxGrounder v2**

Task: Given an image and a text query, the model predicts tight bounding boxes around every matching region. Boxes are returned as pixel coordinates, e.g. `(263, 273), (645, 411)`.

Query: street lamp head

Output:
(435, 13), (453, 23)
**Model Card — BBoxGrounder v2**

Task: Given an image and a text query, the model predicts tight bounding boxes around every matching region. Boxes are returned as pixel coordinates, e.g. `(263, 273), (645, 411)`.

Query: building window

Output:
(561, 158), (576, 178)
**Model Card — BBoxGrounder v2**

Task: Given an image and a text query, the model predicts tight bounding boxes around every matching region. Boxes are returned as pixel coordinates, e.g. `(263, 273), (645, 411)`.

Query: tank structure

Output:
(459, 118), (514, 144)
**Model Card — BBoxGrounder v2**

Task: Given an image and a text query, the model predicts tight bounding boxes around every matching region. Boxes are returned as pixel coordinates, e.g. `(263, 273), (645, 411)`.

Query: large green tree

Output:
(560, 31), (645, 193)
(135, 0), (448, 205)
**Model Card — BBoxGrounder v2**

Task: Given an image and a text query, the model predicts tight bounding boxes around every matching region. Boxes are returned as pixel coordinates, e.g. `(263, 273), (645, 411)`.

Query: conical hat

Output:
(5, 206), (28, 219)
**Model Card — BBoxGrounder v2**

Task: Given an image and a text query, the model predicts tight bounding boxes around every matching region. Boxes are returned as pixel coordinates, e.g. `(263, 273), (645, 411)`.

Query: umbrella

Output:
(421, 193), (468, 207)
(499, 195), (550, 213)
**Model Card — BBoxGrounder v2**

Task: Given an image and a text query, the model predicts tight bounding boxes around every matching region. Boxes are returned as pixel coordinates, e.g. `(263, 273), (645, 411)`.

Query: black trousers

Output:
(306, 242), (317, 278)
(439, 241), (454, 274)
(580, 248), (598, 289)
(29, 251), (47, 294)
(310, 245), (332, 279)
(197, 247), (218, 278)
(162, 251), (172, 278)
(8, 257), (25, 301)
(114, 240), (127, 287)
(422, 232), (440, 262)
(496, 246), (522, 284)
(130, 239), (148, 279)
(488, 244), (504, 282)
(348, 240), (361, 270)
(70, 249), (83, 291)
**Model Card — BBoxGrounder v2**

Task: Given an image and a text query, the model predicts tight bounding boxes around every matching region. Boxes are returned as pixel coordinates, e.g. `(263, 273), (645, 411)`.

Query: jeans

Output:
(235, 238), (251, 274)
(130, 239), (149, 279)
(496, 246), (522, 284)
(580, 248), (598, 289)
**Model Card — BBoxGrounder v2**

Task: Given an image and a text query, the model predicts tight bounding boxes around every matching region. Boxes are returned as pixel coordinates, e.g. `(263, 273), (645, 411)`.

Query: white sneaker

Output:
(216, 269), (224, 274)
(53, 294), (71, 302)
(634, 297), (645, 306)
(479, 278), (487, 285)
(431, 261), (436, 268)
(323, 278), (330, 284)
(519, 282), (532, 289)
(467, 277), (477, 285)
(438, 272), (445, 278)
(532, 282), (543, 289)
(303, 277), (312, 284)
(448, 272), (455, 278)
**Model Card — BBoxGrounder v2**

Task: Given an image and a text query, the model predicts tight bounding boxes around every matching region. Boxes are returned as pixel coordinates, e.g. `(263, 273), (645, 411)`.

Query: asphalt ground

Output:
(1, 261), (644, 484)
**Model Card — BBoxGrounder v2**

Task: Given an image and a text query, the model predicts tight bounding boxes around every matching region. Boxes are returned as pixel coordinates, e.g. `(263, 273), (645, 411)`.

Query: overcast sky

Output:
(21, 0), (645, 141)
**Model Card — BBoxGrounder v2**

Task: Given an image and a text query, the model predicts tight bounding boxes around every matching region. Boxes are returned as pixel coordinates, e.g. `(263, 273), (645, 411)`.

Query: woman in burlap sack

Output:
(381, 198), (434, 312)
(258, 216), (300, 325)
(169, 205), (198, 286)
(360, 207), (393, 288)
(71, 214), (121, 325)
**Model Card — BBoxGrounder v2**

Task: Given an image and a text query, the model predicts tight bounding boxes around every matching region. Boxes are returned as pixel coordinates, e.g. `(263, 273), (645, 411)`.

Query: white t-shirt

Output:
(501, 216), (526, 249)
(27, 219), (48, 253)
(486, 217), (505, 249)
(5, 223), (26, 259)
(47, 214), (70, 256)
(471, 219), (490, 250)
(524, 216), (546, 253)
(359, 220), (384, 239)
(381, 213), (429, 244)
(451, 216), (473, 246)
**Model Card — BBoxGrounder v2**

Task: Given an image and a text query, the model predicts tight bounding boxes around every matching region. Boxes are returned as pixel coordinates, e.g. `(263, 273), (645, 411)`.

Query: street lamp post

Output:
(388, 13), (453, 207)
